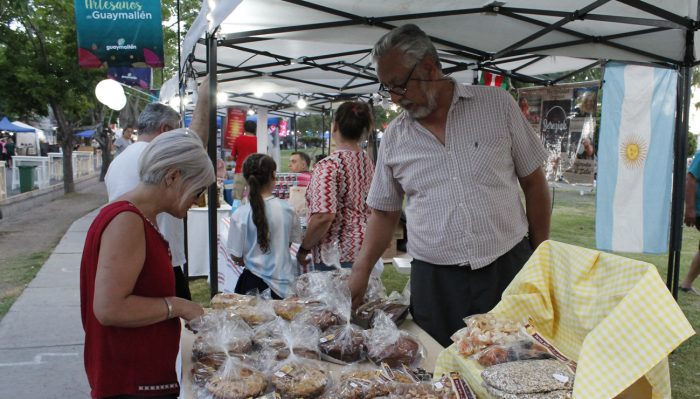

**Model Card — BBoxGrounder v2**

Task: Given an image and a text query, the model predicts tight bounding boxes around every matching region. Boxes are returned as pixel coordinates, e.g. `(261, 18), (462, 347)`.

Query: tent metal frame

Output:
(196, 0), (698, 299)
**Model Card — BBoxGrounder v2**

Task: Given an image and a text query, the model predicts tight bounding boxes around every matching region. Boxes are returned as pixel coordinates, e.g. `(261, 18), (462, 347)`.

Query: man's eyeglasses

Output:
(378, 63), (418, 98)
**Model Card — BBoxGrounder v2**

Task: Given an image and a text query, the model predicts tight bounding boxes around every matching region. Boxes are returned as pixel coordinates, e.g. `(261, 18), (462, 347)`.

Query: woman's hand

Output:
(296, 247), (311, 273)
(172, 297), (204, 322)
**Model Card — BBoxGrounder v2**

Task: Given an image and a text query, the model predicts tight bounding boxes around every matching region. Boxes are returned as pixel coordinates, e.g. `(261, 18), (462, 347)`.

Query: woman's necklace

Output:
(127, 202), (172, 259)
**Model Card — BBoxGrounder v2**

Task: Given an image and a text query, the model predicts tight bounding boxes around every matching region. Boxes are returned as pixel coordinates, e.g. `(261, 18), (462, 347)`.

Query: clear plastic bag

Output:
(317, 281), (365, 364)
(190, 310), (254, 362)
(194, 355), (269, 399)
(475, 339), (555, 367)
(228, 289), (277, 327)
(365, 310), (424, 368)
(318, 364), (416, 399)
(264, 321), (330, 399)
(450, 314), (526, 357)
(352, 291), (409, 329)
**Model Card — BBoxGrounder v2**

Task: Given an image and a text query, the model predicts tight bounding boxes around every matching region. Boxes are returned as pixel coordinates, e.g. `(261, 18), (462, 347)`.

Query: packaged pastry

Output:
(292, 269), (386, 303)
(352, 291), (409, 329)
(190, 310), (254, 361)
(365, 311), (423, 368)
(210, 293), (257, 309)
(450, 314), (526, 357)
(296, 307), (344, 331)
(187, 308), (246, 334)
(315, 364), (415, 399)
(199, 356), (268, 399)
(481, 359), (574, 397)
(230, 303), (276, 327)
(319, 323), (365, 363)
(270, 360), (330, 399)
(318, 280), (367, 363)
(476, 339), (555, 367)
(252, 317), (288, 349)
(272, 297), (309, 320)
(192, 353), (228, 387)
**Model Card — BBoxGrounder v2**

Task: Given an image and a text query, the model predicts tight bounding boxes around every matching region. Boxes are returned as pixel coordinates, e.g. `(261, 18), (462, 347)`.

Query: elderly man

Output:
(348, 24), (551, 346)
(105, 79), (210, 300)
(288, 150), (312, 187)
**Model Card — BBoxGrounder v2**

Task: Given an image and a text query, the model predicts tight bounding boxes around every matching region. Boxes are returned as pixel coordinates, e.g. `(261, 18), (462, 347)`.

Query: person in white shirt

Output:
(227, 154), (301, 298)
(105, 80), (210, 299)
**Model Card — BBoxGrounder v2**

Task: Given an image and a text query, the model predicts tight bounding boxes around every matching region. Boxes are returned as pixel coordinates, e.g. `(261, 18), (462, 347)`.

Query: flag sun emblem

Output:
(619, 136), (648, 169)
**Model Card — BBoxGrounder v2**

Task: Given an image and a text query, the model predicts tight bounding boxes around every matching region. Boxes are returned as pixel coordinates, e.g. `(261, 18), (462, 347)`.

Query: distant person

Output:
(105, 79), (210, 300)
(288, 151), (312, 187)
(232, 121), (258, 199)
(0, 138), (6, 167)
(114, 126), (134, 156)
(81, 129), (214, 399)
(682, 151), (700, 296)
(577, 137), (596, 160)
(227, 154), (301, 298)
(297, 101), (375, 271)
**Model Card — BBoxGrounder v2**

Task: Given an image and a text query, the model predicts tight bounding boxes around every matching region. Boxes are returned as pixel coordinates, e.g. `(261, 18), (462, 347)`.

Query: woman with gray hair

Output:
(80, 129), (215, 398)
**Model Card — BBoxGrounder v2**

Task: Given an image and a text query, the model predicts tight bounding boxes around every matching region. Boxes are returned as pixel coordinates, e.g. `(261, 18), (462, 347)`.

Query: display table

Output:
(179, 317), (443, 399)
(186, 204), (232, 277)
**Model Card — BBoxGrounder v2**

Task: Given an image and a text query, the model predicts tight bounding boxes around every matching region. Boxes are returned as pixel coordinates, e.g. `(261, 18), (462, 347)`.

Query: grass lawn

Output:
(0, 251), (51, 318)
(191, 166), (699, 397)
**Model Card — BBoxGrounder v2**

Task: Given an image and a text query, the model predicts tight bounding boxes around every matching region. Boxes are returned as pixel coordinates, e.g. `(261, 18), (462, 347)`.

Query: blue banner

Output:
(107, 67), (151, 89)
(74, 0), (164, 68)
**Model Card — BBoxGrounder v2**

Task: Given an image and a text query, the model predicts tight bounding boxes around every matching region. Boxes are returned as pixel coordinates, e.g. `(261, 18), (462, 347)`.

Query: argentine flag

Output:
(596, 63), (676, 253)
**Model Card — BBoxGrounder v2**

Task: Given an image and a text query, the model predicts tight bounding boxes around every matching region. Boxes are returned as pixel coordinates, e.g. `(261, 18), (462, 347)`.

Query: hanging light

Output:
(296, 96), (307, 109)
(247, 108), (255, 116)
(253, 90), (264, 98)
(95, 79), (127, 111)
(216, 92), (228, 104)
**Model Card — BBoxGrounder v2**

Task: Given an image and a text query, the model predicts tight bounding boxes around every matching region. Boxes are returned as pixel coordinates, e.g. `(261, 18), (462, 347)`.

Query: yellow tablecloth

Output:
(434, 240), (694, 399)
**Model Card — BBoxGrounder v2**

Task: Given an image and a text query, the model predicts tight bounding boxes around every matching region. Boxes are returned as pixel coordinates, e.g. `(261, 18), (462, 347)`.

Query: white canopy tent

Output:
(177, 0), (699, 296)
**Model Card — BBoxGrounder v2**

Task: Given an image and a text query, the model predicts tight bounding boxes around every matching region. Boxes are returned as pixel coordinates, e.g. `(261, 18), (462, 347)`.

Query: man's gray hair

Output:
(137, 103), (181, 136)
(372, 24), (441, 69)
(139, 128), (215, 206)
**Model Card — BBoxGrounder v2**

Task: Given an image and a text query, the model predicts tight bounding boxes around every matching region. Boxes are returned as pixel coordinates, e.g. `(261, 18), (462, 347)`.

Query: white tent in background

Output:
(10, 121), (43, 155)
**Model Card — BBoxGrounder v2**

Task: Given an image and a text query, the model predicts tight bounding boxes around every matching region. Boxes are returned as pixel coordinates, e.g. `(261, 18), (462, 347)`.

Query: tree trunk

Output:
(50, 102), (75, 194)
(100, 146), (111, 181)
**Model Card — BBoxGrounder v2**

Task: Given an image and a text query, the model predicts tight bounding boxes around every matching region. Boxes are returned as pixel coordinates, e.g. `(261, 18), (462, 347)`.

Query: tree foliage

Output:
(0, 0), (108, 192)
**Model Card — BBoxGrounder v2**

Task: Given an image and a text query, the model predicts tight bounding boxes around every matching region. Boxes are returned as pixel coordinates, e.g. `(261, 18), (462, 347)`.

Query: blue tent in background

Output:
(75, 130), (95, 138)
(0, 117), (34, 132)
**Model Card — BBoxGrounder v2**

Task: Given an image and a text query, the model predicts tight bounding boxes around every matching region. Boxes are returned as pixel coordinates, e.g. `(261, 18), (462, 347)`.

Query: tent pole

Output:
(666, 28), (693, 299)
(292, 114), (297, 151)
(207, 31), (219, 298)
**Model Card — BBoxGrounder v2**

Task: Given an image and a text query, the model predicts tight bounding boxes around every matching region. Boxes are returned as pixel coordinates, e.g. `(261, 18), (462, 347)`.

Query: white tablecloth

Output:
(186, 205), (232, 277)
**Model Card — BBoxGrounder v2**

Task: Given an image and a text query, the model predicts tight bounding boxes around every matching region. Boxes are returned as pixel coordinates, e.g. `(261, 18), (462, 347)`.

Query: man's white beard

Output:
(401, 83), (438, 119)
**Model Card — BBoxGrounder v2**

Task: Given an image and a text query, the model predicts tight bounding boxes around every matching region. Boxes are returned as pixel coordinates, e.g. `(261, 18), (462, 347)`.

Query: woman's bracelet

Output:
(163, 297), (173, 320)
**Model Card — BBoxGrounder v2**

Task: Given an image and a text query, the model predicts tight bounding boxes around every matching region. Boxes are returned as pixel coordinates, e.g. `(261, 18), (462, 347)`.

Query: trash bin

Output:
(18, 165), (36, 193)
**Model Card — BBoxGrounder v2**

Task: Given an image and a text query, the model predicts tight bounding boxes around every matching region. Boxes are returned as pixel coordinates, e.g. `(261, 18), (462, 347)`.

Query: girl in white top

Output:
(227, 153), (301, 298)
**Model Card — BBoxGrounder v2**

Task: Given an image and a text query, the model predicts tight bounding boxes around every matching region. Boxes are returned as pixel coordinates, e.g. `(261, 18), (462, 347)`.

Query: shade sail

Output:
(75, 130), (95, 138)
(0, 117), (35, 132)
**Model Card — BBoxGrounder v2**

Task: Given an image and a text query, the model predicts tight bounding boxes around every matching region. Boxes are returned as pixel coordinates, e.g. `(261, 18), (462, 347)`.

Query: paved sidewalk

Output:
(0, 210), (99, 398)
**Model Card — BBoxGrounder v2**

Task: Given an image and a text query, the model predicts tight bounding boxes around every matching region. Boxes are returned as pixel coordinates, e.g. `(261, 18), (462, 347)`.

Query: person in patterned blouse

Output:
(297, 101), (375, 271)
